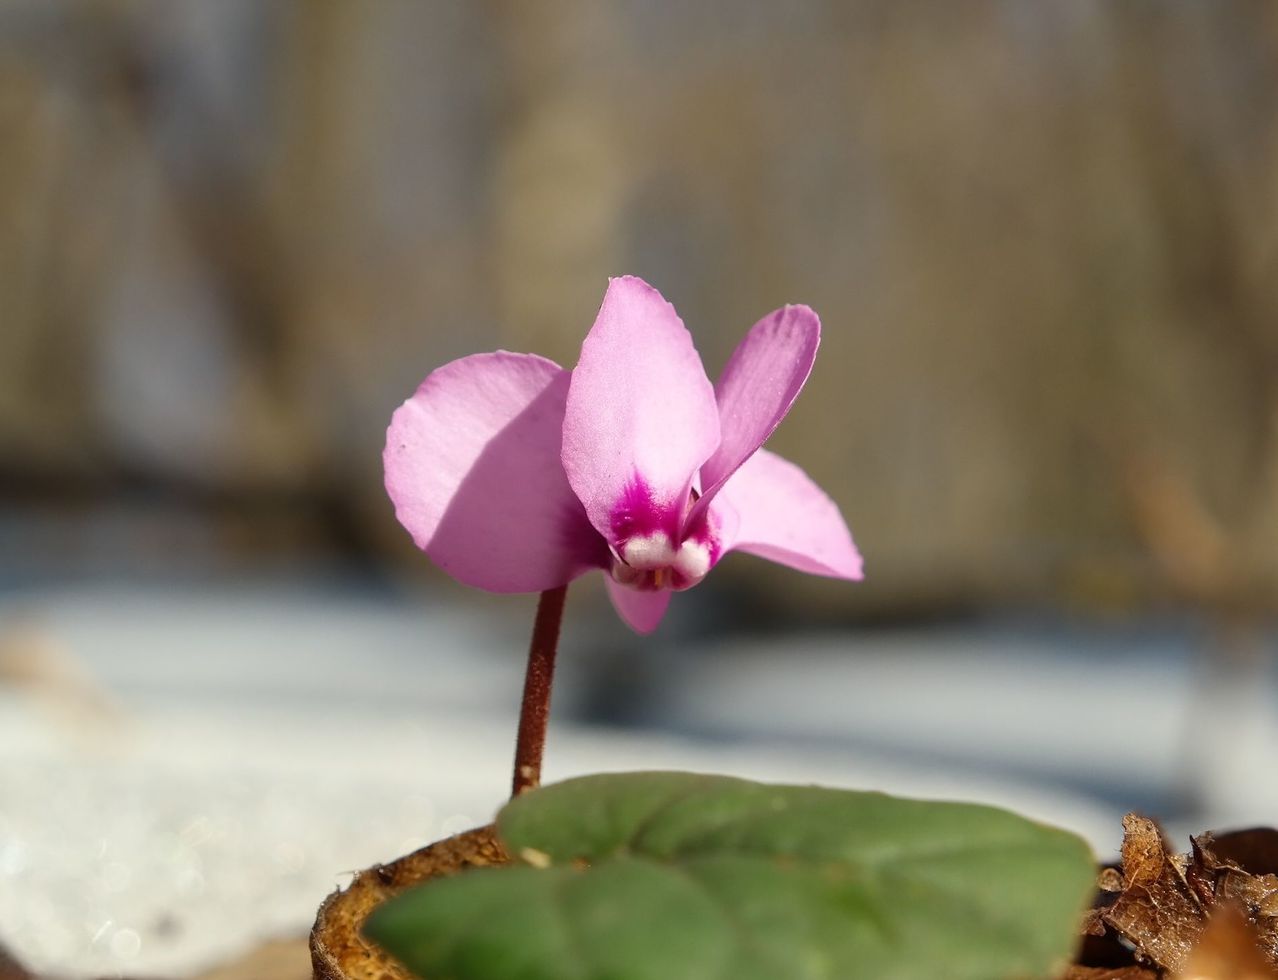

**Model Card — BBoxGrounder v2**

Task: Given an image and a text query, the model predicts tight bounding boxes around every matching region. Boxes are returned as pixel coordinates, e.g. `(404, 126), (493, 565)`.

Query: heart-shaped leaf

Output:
(365, 772), (1095, 980)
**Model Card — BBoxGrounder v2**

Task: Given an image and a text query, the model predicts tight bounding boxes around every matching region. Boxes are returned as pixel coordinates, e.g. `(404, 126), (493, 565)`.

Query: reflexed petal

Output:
(716, 448), (863, 579)
(384, 352), (607, 593)
(562, 277), (720, 546)
(605, 578), (673, 634)
(689, 305), (820, 530)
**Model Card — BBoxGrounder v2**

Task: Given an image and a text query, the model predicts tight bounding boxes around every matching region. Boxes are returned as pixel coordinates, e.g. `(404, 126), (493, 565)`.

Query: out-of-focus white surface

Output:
(0, 699), (1121, 979)
(6, 586), (1265, 977)
(654, 629), (1278, 844)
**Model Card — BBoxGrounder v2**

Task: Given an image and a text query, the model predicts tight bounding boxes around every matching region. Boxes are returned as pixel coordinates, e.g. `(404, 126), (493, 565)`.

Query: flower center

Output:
(609, 531), (712, 592)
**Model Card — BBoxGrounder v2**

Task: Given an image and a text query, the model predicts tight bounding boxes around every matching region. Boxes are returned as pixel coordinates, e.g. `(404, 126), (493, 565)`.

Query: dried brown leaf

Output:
(1099, 867), (1126, 892)
(1173, 903), (1278, 980)
(0, 942), (31, 980)
(1083, 819), (1278, 979)
(1059, 967), (1160, 980)
(1189, 832), (1278, 964)
(1083, 909), (1111, 937)
(1102, 814), (1208, 972)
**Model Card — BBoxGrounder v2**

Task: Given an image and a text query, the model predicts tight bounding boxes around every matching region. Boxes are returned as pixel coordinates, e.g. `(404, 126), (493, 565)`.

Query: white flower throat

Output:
(609, 531), (712, 592)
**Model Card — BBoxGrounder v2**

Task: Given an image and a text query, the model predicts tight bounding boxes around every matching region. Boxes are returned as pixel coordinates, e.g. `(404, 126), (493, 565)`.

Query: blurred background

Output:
(2, 1), (1277, 976)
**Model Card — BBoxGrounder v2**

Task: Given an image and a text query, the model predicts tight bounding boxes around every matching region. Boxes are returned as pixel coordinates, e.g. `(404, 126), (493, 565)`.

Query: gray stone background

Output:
(2, 0), (1277, 616)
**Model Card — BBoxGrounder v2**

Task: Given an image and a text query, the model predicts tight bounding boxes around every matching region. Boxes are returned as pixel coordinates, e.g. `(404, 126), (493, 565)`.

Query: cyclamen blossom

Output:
(384, 276), (862, 633)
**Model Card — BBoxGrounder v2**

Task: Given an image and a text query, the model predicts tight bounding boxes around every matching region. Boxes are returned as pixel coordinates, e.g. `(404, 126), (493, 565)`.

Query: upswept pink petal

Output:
(384, 352), (607, 593)
(688, 305), (820, 531)
(716, 447), (863, 579)
(562, 276), (720, 546)
(605, 577), (673, 634)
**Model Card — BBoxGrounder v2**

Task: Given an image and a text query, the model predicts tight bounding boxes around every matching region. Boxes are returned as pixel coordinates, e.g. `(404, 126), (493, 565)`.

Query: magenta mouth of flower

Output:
(609, 531), (713, 592)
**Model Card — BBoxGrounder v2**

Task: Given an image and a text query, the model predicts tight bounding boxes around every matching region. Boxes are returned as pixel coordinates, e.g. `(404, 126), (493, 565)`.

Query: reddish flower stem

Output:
(511, 585), (568, 797)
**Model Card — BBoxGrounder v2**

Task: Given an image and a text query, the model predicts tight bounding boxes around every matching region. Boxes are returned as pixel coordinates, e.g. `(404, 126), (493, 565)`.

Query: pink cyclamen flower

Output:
(384, 276), (862, 633)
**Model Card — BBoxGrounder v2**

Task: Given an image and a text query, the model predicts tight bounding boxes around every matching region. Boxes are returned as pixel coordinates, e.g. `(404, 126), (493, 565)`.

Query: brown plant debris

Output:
(1102, 814), (1210, 971)
(0, 942), (31, 980)
(1173, 903), (1278, 980)
(1066, 815), (1278, 979)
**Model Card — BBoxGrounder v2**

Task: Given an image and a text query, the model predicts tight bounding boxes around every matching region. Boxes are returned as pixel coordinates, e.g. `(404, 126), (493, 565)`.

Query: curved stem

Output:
(511, 585), (568, 797)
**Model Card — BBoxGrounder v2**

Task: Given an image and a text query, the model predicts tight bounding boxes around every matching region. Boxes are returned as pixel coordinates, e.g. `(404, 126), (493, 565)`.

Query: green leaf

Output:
(364, 772), (1095, 980)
